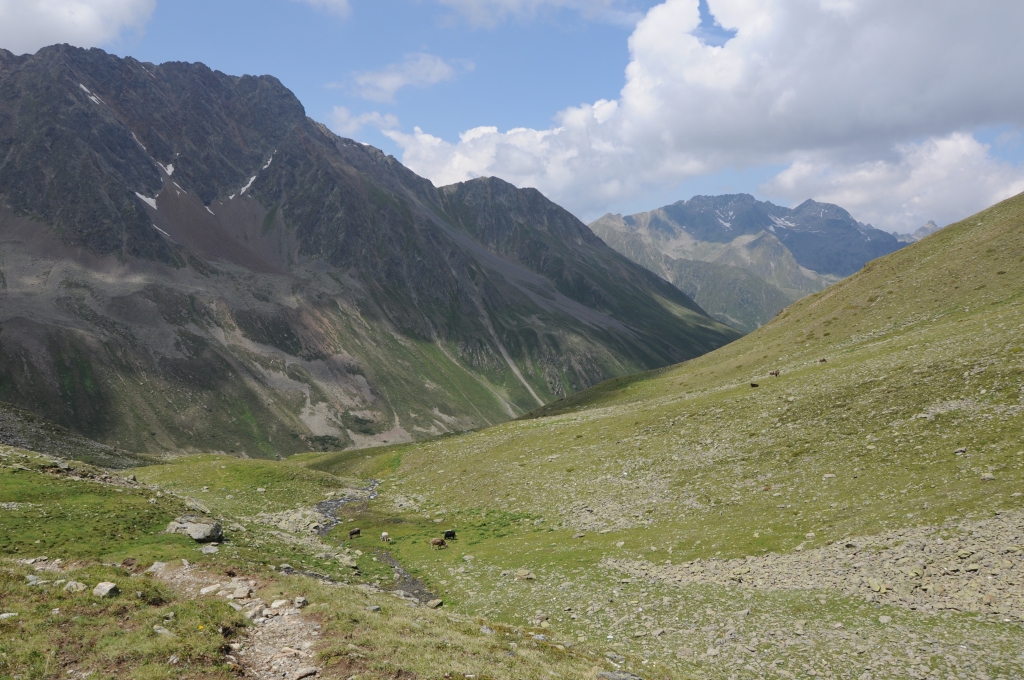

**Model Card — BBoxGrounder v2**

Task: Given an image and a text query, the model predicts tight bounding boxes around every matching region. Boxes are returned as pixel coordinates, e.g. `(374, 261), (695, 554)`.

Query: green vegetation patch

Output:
(0, 562), (245, 679)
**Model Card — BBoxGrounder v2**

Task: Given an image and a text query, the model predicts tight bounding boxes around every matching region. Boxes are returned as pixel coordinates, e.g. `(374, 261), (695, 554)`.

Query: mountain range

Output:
(0, 44), (738, 457)
(896, 219), (942, 243)
(590, 194), (905, 332)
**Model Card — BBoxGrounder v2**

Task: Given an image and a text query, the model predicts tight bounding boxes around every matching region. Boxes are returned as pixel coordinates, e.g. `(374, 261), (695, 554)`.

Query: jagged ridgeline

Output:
(591, 194), (905, 333)
(0, 45), (739, 458)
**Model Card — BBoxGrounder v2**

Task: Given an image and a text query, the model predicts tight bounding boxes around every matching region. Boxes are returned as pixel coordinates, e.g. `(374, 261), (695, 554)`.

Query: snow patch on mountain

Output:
(134, 192), (157, 210)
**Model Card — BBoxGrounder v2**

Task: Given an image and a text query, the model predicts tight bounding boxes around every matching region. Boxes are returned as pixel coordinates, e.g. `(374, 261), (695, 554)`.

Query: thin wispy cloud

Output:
(329, 106), (400, 136)
(349, 53), (472, 103)
(435, 0), (645, 27)
(289, 0), (351, 17)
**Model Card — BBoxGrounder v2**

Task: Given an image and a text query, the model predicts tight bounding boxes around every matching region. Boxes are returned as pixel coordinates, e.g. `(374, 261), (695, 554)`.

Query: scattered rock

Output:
(153, 625), (175, 636)
(233, 586), (253, 599)
(290, 668), (317, 679)
(294, 596), (308, 608)
(271, 599), (290, 608)
(92, 582), (119, 598)
(63, 581), (87, 593)
(426, 599), (443, 609)
(367, 605), (381, 612)
(573, 532), (586, 539)
(182, 497), (211, 514)
(166, 515), (223, 543)
(255, 508), (331, 534)
(598, 673), (644, 680)
(0, 613), (17, 620)
(480, 625), (494, 634)
(981, 472), (996, 481)
(878, 616), (892, 624)
(200, 545), (219, 554)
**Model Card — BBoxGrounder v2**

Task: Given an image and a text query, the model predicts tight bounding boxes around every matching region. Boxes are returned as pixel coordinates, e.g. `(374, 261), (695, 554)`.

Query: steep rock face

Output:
(439, 178), (725, 359)
(0, 45), (739, 458)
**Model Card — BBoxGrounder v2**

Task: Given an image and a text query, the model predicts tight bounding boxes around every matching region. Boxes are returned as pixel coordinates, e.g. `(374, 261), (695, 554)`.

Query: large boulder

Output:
(166, 515), (223, 542)
(93, 582), (119, 598)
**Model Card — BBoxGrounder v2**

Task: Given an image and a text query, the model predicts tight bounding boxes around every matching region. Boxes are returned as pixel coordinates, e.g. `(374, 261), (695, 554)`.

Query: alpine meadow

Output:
(2, 3), (1024, 680)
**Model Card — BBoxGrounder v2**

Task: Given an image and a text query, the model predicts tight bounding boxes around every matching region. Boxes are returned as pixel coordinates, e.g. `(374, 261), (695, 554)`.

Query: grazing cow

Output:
(349, 527), (361, 539)
(380, 532), (391, 543)
(818, 358), (828, 363)
(750, 383), (759, 388)
(430, 538), (448, 550)
(769, 370), (780, 377)
(443, 530), (457, 541)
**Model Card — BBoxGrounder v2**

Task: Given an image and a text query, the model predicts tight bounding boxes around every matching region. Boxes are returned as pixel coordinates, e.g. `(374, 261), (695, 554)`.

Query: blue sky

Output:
(109, 0), (656, 158)
(1, 0), (1023, 231)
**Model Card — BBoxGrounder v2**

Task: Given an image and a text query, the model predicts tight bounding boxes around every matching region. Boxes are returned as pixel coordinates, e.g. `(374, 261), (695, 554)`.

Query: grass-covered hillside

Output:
(307, 191), (1024, 678)
(0, 448), (612, 679)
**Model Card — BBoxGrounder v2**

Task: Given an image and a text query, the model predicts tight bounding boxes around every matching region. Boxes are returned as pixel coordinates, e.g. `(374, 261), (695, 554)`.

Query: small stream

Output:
(310, 479), (437, 602)
(313, 479), (380, 536)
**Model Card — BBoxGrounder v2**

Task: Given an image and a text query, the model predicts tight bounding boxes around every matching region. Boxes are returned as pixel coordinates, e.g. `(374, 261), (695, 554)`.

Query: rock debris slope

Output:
(0, 45), (738, 457)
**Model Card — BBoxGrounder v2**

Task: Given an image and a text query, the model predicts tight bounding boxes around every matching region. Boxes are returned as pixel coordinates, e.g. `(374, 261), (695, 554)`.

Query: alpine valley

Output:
(0, 45), (738, 459)
(2, 40), (1023, 680)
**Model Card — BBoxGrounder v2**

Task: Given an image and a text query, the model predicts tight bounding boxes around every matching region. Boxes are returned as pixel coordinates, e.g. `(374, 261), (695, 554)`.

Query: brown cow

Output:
(349, 527), (361, 539)
(769, 370), (780, 377)
(430, 538), (448, 550)
(818, 358), (828, 363)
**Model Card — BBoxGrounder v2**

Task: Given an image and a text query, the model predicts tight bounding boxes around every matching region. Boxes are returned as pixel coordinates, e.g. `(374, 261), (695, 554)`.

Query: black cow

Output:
(443, 530), (457, 541)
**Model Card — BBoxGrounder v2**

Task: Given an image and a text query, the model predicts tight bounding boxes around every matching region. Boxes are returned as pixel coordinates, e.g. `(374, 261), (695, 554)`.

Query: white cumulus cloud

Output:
(352, 53), (471, 103)
(388, 0), (1024, 228)
(763, 134), (1024, 233)
(0, 0), (156, 55)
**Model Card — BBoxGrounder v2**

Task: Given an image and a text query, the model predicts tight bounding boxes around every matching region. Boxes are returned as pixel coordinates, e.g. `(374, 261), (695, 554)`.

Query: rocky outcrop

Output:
(166, 515), (223, 542)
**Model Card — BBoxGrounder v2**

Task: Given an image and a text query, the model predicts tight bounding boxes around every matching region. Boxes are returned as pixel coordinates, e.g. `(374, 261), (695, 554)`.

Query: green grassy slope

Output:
(0, 447), (615, 679)
(306, 192), (1024, 678)
(356, 189), (1024, 560)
